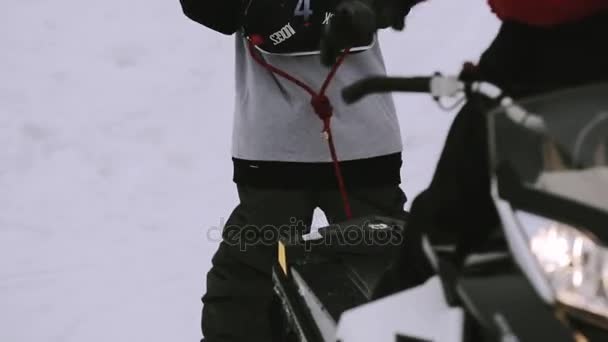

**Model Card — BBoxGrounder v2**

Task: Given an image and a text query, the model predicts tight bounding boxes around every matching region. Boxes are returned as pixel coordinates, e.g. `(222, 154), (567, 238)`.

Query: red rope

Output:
(324, 118), (352, 218)
(247, 37), (353, 220)
(247, 42), (317, 97)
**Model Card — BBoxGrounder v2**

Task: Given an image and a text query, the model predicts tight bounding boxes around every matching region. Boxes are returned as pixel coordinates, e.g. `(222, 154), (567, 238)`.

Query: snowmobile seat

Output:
(272, 215), (406, 342)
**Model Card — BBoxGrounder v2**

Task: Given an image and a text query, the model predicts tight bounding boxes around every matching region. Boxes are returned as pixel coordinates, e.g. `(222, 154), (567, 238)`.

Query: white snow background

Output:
(0, 0), (499, 341)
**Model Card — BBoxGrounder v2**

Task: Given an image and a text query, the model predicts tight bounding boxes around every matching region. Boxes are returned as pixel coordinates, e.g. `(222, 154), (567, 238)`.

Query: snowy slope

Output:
(0, 0), (498, 341)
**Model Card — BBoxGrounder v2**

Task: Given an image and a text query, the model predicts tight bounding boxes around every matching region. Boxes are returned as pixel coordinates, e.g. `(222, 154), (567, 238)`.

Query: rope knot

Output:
(311, 94), (333, 120)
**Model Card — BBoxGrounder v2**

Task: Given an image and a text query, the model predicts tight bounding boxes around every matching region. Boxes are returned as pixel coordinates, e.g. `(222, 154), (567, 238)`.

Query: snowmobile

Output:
(272, 71), (608, 341)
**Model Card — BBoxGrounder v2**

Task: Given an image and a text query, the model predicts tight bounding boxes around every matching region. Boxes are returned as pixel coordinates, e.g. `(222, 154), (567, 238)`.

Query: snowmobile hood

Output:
(488, 82), (608, 242)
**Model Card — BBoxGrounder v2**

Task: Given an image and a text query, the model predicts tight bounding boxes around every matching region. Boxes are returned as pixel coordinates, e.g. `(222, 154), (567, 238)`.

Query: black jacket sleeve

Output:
(179, 0), (245, 35)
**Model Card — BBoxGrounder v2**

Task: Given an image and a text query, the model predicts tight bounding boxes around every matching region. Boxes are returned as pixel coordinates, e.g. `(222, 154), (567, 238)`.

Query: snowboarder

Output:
(178, 0), (416, 340)
(322, 0), (608, 295)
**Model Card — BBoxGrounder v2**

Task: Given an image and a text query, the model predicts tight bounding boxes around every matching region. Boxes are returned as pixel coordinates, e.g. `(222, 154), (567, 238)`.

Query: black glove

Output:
(375, 0), (422, 30)
(320, 0), (423, 66)
(320, 0), (376, 66)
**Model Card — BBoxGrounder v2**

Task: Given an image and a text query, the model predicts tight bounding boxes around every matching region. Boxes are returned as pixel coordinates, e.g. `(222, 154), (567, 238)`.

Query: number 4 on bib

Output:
(294, 0), (313, 20)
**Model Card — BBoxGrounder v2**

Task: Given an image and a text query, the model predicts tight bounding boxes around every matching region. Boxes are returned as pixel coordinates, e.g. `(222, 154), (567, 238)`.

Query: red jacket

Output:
(488, 0), (608, 26)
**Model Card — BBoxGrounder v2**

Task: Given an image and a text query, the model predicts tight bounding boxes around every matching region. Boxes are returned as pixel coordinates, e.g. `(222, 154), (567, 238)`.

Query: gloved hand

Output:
(374, 0), (422, 30)
(320, 0), (423, 66)
(320, 0), (376, 66)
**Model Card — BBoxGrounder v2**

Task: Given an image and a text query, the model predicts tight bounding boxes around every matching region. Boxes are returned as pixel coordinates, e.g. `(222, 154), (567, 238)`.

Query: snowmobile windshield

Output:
(489, 82), (608, 214)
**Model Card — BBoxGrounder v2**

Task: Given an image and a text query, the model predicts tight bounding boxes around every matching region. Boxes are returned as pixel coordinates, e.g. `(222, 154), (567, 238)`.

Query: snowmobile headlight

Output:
(530, 223), (608, 318)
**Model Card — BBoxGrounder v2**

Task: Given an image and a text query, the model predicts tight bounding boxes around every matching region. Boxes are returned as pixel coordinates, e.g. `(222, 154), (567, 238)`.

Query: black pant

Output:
(201, 184), (407, 342)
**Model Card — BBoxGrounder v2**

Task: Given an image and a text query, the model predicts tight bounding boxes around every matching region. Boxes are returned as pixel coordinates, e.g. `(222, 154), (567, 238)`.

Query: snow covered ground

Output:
(0, 0), (498, 340)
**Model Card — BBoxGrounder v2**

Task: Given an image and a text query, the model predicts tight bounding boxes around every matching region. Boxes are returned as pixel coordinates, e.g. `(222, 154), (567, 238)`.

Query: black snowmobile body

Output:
(272, 78), (608, 342)
(273, 215), (406, 341)
(272, 217), (579, 342)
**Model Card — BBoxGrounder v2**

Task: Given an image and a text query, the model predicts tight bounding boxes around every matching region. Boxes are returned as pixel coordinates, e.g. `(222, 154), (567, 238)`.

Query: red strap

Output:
(247, 38), (353, 220)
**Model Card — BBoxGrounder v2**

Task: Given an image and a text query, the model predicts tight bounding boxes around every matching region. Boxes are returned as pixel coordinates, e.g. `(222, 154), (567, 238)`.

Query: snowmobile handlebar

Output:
(343, 75), (475, 104)
(341, 76), (438, 103)
(343, 74), (548, 134)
